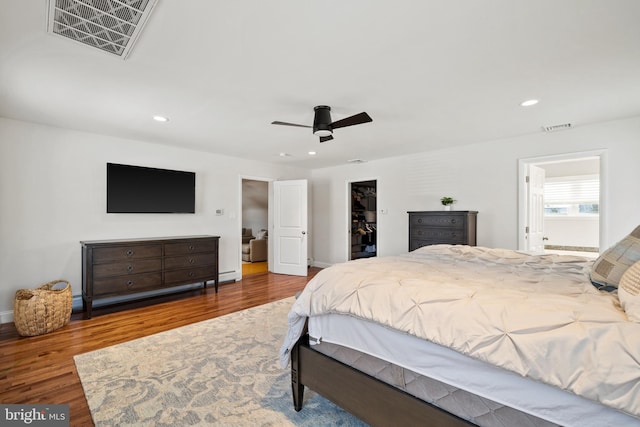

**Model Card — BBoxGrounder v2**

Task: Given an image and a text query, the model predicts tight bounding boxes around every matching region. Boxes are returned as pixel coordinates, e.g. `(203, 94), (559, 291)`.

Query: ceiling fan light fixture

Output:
(271, 104), (372, 143)
(313, 105), (333, 137)
(313, 129), (332, 137)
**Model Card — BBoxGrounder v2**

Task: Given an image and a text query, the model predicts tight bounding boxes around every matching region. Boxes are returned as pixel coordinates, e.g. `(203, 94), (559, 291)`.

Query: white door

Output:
(526, 164), (545, 252)
(272, 179), (308, 276)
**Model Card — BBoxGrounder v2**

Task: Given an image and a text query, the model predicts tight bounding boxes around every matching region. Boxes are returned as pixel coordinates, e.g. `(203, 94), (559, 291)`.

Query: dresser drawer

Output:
(92, 244), (162, 263)
(409, 214), (465, 229)
(93, 259), (162, 278)
(93, 272), (162, 297)
(410, 227), (467, 243)
(164, 239), (217, 256)
(164, 253), (215, 270)
(164, 265), (217, 285)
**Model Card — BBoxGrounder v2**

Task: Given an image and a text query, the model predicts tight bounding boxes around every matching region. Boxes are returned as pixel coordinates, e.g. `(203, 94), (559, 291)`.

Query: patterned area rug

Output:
(74, 297), (367, 426)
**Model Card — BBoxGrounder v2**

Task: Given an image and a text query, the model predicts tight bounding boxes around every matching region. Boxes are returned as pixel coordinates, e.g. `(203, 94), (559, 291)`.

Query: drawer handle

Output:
(126, 280), (134, 288)
(188, 271), (195, 277)
(189, 258), (195, 264)
(188, 245), (195, 251)
(451, 219), (457, 224)
(417, 231), (423, 236)
(125, 249), (135, 257)
(417, 219), (423, 224)
(126, 264), (134, 272)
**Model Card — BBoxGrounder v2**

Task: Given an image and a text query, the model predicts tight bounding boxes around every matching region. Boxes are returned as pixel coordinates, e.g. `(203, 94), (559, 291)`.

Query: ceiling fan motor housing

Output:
(313, 105), (333, 136)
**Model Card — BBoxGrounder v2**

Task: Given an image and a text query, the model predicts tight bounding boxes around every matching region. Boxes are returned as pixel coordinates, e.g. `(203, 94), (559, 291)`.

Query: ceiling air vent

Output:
(47, 0), (158, 59)
(347, 159), (368, 164)
(542, 123), (572, 133)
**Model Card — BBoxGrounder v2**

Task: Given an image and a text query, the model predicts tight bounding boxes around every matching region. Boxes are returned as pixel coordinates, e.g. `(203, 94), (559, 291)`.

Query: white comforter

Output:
(280, 245), (640, 418)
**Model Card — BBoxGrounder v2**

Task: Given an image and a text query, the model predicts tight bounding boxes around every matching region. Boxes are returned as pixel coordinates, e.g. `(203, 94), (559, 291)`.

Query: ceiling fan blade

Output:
(271, 121), (312, 128)
(319, 135), (334, 143)
(330, 112), (372, 129)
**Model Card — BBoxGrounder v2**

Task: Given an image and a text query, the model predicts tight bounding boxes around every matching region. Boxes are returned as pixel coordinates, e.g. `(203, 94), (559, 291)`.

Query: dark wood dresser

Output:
(81, 235), (219, 318)
(408, 211), (478, 251)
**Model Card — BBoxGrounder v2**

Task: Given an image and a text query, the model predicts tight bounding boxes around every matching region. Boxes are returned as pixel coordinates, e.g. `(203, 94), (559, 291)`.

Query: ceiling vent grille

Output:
(47, 0), (158, 59)
(542, 123), (572, 133)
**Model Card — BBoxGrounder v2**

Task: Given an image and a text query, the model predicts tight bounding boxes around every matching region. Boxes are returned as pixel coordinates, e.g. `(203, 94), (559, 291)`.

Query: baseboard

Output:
(220, 270), (240, 283)
(311, 260), (334, 269)
(0, 271), (241, 325)
(0, 310), (13, 325)
(224, 270), (241, 282)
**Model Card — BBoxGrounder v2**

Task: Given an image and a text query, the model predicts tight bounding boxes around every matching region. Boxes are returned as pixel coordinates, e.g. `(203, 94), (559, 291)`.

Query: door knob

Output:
(302, 231), (306, 235)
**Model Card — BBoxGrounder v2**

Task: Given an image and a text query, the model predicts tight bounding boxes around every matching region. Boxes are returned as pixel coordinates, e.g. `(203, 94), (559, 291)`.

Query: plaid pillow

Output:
(591, 225), (640, 291)
(619, 260), (640, 322)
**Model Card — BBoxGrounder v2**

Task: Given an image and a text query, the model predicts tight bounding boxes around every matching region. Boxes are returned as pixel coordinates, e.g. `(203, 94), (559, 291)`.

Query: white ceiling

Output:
(1, 1), (640, 169)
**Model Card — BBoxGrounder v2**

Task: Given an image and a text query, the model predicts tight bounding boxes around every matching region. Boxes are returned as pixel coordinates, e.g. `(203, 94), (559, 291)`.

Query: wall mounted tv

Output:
(107, 163), (196, 213)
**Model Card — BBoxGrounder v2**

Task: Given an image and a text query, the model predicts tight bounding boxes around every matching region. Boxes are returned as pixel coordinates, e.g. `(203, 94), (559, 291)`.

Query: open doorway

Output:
(519, 151), (606, 257)
(241, 179), (269, 276)
(350, 180), (377, 260)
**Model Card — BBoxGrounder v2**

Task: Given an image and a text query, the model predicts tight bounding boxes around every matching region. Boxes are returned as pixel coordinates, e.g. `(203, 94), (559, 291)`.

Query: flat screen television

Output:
(107, 163), (196, 213)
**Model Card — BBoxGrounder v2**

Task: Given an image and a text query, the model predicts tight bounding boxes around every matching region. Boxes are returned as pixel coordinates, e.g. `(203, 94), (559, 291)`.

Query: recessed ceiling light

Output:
(308, 151), (317, 156)
(520, 99), (539, 107)
(279, 152), (291, 157)
(153, 115), (169, 122)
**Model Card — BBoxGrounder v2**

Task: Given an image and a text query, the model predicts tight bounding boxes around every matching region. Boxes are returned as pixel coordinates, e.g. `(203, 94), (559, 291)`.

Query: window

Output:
(544, 175), (599, 216)
(544, 206), (569, 215)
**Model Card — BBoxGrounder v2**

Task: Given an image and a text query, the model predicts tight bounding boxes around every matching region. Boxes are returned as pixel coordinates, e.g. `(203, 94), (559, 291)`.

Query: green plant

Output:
(440, 196), (456, 206)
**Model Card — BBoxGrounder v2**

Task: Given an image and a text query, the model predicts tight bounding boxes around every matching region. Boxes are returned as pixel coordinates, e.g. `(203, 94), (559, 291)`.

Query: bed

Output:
(280, 242), (640, 426)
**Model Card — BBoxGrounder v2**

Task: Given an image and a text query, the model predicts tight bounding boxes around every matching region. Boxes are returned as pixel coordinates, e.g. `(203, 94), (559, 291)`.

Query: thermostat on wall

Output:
(215, 209), (224, 216)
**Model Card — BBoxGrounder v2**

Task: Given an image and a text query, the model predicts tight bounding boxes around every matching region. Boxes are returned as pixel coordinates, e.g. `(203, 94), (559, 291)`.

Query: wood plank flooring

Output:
(0, 269), (320, 426)
(242, 261), (269, 275)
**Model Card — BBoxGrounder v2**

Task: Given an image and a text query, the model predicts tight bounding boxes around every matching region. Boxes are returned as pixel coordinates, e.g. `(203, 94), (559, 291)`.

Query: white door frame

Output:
(346, 177), (379, 261)
(517, 150), (608, 252)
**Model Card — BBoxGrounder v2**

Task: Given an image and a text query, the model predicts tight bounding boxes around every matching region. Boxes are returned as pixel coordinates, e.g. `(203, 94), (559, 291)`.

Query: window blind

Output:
(544, 177), (599, 204)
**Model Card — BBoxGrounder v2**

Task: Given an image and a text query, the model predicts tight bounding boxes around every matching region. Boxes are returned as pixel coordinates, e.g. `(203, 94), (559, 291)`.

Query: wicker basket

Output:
(14, 280), (72, 337)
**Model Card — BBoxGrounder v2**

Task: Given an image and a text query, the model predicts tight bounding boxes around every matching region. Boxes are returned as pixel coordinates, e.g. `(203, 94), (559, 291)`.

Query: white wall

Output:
(310, 116), (640, 266)
(0, 118), (310, 321)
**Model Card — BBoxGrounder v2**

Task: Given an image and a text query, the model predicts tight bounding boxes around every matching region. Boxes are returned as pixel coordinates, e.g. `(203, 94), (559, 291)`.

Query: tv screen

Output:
(107, 163), (196, 213)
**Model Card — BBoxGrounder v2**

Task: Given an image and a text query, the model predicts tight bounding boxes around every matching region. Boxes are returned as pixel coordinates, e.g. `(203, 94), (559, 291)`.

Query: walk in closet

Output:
(350, 180), (377, 260)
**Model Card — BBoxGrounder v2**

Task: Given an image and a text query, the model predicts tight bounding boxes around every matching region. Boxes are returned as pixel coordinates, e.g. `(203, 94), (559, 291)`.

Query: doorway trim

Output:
(517, 149), (608, 252)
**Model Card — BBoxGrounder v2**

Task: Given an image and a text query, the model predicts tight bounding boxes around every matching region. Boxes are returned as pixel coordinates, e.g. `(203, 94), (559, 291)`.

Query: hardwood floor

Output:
(0, 269), (320, 426)
(242, 261), (268, 275)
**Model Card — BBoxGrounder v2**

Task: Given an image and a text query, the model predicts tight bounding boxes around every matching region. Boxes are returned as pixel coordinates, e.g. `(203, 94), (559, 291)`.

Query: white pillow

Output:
(619, 260), (640, 322)
(256, 229), (268, 240)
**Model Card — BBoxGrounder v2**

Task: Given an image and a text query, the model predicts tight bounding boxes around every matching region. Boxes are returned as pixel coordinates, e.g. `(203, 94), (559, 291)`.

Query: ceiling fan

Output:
(271, 105), (372, 142)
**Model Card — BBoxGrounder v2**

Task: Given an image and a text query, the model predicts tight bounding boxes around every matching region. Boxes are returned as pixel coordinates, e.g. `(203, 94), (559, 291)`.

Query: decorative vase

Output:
(443, 205), (451, 211)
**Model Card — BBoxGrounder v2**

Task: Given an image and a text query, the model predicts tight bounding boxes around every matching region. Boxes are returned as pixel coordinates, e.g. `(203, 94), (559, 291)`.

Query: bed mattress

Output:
(309, 313), (640, 427)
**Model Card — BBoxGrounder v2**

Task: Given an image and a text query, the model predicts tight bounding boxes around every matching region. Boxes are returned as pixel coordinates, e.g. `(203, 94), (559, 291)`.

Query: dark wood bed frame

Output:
(290, 331), (474, 426)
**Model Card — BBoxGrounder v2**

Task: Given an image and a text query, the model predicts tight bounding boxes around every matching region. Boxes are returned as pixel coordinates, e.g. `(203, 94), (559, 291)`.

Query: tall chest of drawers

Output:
(408, 211), (477, 251)
(81, 235), (219, 318)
